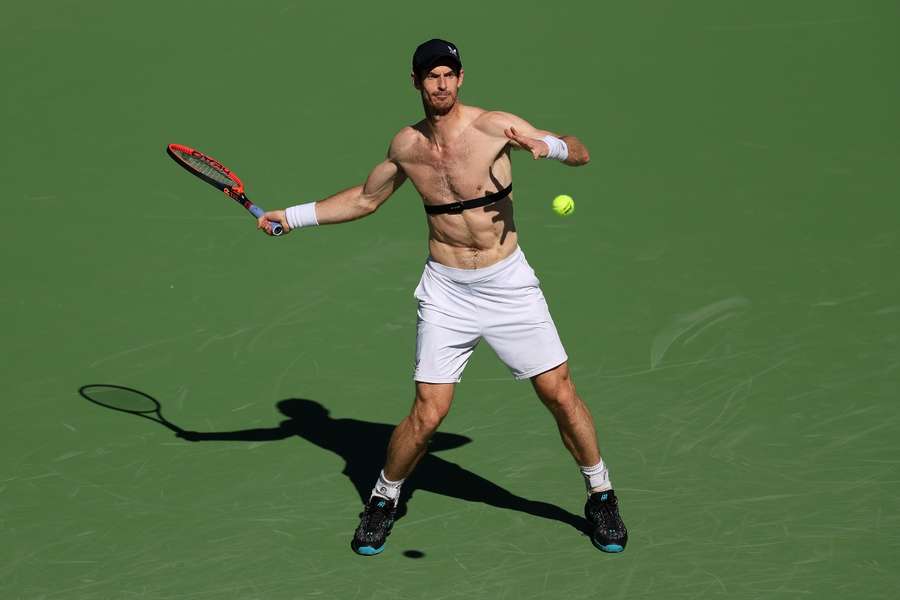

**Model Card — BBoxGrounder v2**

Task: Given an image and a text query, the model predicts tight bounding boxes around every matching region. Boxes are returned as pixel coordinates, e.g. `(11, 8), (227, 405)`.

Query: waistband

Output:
(425, 246), (524, 284)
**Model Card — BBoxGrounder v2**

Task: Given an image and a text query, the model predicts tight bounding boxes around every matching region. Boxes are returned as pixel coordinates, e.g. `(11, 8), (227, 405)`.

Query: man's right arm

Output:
(258, 149), (407, 235)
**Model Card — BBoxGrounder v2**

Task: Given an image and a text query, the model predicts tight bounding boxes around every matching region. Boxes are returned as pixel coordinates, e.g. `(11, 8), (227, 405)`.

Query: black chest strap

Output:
(424, 183), (512, 215)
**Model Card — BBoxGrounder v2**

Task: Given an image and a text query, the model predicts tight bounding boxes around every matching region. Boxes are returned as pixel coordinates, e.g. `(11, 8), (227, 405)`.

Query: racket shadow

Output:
(78, 384), (184, 434)
(179, 398), (590, 535)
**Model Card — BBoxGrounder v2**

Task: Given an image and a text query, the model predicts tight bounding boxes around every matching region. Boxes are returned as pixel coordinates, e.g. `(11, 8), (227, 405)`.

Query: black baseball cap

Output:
(412, 39), (462, 78)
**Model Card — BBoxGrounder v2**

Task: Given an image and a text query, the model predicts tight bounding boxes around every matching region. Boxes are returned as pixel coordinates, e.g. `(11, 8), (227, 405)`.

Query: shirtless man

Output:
(259, 39), (628, 555)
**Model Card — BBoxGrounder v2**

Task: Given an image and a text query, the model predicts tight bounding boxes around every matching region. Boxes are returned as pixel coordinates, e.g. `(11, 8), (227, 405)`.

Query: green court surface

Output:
(3, 1), (899, 598)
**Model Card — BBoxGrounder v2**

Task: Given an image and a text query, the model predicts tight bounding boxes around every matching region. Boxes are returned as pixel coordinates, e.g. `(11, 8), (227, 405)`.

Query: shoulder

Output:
(473, 110), (529, 136)
(388, 125), (422, 161)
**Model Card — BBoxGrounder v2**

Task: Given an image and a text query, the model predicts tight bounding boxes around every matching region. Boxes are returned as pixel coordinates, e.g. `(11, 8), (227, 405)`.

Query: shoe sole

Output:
(592, 539), (625, 553)
(353, 544), (386, 556)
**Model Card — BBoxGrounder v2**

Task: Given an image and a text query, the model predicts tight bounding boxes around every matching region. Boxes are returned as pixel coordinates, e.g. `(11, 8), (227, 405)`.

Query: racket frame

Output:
(79, 384), (183, 433)
(166, 143), (283, 236)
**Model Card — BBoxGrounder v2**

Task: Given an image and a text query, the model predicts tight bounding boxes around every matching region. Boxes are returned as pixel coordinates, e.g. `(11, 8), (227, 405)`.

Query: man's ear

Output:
(457, 68), (465, 88)
(411, 72), (422, 90)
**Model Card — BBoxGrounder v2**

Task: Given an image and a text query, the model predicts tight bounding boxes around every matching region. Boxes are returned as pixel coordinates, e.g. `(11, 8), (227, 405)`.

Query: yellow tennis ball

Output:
(552, 194), (575, 216)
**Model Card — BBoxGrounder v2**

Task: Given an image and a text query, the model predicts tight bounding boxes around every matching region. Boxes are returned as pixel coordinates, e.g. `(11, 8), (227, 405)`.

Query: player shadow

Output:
(486, 165), (516, 246)
(179, 398), (589, 534)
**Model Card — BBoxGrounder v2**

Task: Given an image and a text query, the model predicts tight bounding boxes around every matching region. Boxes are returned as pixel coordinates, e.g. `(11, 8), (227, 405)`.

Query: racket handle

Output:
(248, 204), (284, 236)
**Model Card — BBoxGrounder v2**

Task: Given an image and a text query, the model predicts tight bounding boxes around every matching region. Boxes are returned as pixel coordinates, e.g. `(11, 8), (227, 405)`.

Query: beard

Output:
(422, 91), (456, 116)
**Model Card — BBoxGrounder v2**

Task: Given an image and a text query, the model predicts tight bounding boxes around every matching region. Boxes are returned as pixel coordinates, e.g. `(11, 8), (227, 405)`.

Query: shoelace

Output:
(361, 501), (393, 532)
(589, 498), (621, 531)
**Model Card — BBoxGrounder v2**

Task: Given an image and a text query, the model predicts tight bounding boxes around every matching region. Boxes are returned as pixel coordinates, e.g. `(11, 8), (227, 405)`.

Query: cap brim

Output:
(417, 55), (462, 76)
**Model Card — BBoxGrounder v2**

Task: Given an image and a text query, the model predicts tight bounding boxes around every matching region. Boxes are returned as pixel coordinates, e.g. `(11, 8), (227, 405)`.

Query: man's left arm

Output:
(480, 111), (590, 166)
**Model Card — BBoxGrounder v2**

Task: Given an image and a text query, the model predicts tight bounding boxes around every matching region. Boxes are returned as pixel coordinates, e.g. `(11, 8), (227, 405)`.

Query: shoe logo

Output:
(379, 486), (387, 493)
(377, 500), (386, 508)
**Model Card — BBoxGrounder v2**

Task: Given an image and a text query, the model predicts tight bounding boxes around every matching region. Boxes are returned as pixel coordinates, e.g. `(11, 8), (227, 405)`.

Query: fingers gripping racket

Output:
(166, 143), (283, 235)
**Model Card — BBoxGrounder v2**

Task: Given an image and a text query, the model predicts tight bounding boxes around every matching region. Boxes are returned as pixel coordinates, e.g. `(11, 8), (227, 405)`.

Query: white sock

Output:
(580, 460), (612, 493)
(370, 469), (404, 504)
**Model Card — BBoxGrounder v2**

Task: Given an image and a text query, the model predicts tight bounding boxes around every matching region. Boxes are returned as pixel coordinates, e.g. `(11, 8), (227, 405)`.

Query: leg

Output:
(353, 262), (474, 556)
(469, 251), (627, 551)
(350, 382), (454, 556)
(383, 381), (455, 481)
(531, 362), (628, 552)
(530, 362), (601, 468)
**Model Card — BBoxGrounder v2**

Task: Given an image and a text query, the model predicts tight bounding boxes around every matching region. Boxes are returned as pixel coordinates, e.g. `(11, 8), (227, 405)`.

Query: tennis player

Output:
(259, 39), (628, 555)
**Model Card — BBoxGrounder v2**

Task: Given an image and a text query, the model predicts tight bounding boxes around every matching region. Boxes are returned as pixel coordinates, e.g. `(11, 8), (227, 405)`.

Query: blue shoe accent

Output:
(355, 544), (385, 556)
(585, 489), (628, 553)
(592, 539), (624, 553)
(352, 495), (396, 556)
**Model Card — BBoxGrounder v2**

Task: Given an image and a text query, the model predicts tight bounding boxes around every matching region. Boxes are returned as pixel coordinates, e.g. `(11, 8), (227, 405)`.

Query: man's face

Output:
(413, 65), (464, 116)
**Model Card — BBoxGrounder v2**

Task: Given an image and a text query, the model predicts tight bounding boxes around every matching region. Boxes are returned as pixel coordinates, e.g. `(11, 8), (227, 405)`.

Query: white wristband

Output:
(285, 202), (319, 229)
(541, 135), (569, 162)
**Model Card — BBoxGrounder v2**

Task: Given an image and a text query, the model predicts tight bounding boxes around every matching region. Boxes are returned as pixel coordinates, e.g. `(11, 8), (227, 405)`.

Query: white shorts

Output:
(413, 247), (568, 383)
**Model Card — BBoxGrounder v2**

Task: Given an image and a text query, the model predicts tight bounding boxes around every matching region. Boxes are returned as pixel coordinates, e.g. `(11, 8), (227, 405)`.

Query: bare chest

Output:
(400, 130), (509, 203)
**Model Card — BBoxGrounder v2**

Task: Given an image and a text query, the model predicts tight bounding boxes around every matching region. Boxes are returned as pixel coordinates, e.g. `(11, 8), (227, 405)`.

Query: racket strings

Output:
(84, 388), (159, 413)
(177, 152), (234, 188)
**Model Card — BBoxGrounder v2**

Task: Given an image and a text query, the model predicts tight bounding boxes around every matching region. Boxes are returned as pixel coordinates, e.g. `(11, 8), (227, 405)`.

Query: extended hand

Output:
(257, 210), (290, 235)
(504, 126), (548, 160)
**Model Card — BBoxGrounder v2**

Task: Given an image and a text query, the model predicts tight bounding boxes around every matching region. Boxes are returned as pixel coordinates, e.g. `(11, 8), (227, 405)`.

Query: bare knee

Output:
(410, 400), (447, 434)
(532, 364), (593, 427)
(532, 365), (581, 416)
(543, 385), (581, 419)
(408, 383), (453, 438)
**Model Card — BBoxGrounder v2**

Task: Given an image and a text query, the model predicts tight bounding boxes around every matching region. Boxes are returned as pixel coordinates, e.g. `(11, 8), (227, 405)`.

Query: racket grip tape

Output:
(248, 204), (284, 236)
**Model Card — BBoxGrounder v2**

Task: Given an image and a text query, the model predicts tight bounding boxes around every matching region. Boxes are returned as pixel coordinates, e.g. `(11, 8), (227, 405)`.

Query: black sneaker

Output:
(584, 489), (628, 553)
(351, 496), (396, 556)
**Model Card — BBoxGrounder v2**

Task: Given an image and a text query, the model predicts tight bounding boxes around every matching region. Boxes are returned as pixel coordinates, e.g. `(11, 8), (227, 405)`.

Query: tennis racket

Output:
(79, 384), (184, 434)
(166, 143), (283, 236)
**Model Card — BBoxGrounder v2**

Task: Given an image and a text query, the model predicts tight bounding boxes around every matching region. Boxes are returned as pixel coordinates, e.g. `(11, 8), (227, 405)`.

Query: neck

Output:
(423, 101), (464, 145)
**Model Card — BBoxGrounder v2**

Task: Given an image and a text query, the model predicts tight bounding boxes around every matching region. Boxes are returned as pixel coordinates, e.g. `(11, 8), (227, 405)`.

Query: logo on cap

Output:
(449, 46), (458, 55)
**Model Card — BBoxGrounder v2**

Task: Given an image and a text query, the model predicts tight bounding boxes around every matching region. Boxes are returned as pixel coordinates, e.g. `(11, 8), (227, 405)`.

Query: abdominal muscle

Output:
(426, 196), (518, 269)
(400, 109), (519, 269)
